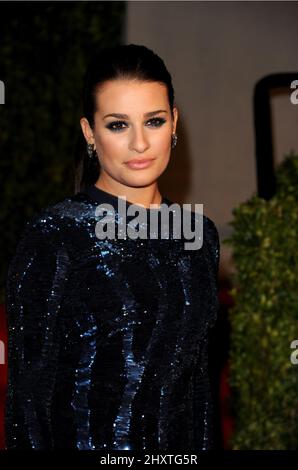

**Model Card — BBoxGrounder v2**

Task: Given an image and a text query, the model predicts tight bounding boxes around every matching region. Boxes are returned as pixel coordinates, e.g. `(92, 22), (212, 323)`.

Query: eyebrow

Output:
(103, 109), (168, 119)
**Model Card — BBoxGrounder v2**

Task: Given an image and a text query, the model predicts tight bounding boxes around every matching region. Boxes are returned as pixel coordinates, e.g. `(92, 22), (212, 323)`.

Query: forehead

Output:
(95, 79), (168, 114)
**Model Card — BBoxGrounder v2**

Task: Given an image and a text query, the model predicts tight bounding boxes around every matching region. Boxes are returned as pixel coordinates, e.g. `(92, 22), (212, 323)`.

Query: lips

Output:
(125, 158), (155, 164)
(125, 158), (155, 170)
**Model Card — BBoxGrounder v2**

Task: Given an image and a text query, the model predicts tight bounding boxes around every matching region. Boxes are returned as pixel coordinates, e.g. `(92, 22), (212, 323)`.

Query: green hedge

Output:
(0, 2), (125, 303)
(223, 152), (298, 449)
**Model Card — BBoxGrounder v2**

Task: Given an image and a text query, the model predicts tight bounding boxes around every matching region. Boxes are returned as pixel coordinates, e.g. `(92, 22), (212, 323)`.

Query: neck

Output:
(94, 178), (162, 209)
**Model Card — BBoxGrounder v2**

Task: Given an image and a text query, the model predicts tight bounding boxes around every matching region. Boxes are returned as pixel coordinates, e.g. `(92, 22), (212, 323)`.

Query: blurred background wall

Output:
(126, 0), (298, 281)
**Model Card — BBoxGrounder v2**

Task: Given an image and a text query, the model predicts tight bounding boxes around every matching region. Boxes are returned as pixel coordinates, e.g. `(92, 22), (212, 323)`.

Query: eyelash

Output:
(106, 117), (166, 132)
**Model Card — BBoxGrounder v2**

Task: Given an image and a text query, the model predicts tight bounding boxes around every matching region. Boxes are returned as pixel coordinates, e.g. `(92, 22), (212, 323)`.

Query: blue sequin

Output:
(5, 184), (220, 450)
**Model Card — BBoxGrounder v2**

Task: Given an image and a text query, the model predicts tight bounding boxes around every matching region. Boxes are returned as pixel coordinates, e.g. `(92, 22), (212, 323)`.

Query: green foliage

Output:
(223, 153), (298, 449)
(0, 2), (125, 303)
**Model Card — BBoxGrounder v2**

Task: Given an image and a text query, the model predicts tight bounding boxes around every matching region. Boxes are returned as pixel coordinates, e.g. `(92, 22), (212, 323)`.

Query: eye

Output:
(146, 117), (166, 127)
(106, 120), (127, 132)
(105, 117), (166, 132)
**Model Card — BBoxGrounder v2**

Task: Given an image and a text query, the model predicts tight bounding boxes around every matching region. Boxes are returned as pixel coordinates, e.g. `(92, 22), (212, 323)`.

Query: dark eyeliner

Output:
(105, 117), (166, 132)
(105, 120), (127, 132)
(148, 117), (166, 126)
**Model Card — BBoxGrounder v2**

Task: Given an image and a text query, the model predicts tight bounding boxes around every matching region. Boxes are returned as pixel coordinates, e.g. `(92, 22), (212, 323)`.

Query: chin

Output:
(121, 172), (161, 188)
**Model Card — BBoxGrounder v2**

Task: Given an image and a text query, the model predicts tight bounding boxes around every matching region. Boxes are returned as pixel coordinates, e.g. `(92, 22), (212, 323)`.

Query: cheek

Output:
(150, 129), (171, 150)
(97, 133), (125, 157)
(155, 133), (171, 154)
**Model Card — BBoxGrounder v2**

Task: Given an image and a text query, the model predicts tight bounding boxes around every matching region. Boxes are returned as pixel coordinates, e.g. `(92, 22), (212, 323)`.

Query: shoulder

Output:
(7, 192), (96, 284)
(22, 191), (95, 240)
(163, 197), (219, 243)
(190, 210), (219, 255)
(180, 203), (220, 270)
(8, 192), (95, 262)
(202, 214), (219, 246)
(202, 214), (220, 274)
(163, 197), (219, 258)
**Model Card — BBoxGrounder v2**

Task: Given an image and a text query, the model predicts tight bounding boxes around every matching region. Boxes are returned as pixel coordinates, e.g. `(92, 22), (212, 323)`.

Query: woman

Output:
(5, 44), (220, 451)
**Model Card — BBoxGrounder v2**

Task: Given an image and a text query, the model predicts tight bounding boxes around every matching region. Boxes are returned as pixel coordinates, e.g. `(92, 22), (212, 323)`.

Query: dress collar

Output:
(81, 184), (172, 212)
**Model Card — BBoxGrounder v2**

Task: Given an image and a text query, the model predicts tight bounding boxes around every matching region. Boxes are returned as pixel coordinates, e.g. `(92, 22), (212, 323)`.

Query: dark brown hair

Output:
(75, 43), (175, 192)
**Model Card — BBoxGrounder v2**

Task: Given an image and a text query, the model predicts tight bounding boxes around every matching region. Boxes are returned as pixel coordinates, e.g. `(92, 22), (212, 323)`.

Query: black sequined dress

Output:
(5, 184), (220, 451)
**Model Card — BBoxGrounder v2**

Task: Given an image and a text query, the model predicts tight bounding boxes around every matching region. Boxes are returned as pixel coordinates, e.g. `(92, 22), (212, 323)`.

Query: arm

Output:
(192, 216), (220, 450)
(192, 335), (216, 450)
(5, 214), (70, 449)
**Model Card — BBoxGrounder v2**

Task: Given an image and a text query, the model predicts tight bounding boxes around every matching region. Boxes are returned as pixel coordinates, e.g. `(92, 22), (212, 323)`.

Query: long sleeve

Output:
(4, 187), (223, 450)
(192, 216), (220, 450)
(4, 214), (70, 449)
(192, 336), (215, 449)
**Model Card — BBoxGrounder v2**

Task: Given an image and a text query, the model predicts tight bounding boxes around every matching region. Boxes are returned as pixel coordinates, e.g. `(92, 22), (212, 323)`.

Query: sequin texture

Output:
(5, 184), (220, 450)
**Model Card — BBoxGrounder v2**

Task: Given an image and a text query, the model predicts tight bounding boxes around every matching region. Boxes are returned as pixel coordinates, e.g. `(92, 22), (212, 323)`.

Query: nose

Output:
(129, 126), (150, 153)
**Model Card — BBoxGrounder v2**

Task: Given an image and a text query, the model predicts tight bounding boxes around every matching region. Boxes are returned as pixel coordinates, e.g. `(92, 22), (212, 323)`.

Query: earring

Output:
(171, 133), (178, 148)
(87, 143), (96, 159)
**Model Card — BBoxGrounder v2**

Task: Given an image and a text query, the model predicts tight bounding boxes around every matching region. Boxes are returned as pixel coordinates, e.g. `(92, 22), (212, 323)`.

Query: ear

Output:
(80, 117), (94, 144)
(172, 106), (178, 134)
